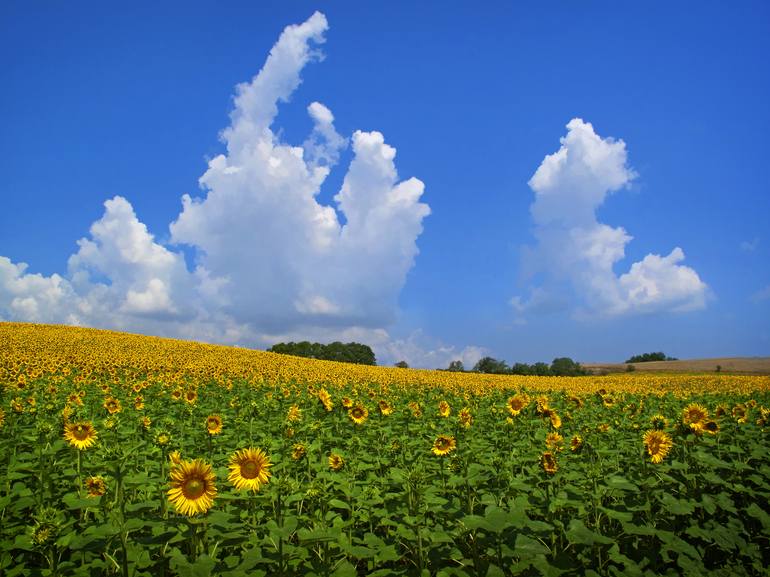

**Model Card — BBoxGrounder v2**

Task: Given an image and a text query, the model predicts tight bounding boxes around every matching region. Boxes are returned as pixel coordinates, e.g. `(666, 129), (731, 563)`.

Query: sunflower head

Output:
(169, 450), (182, 467)
(570, 435), (583, 453)
(348, 403), (369, 425)
(682, 403), (708, 426)
(541, 451), (558, 475)
(64, 421), (98, 450)
(506, 394), (529, 416)
(328, 453), (345, 471)
(378, 400), (394, 416)
(318, 388), (333, 411)
(545, 432), (564, 451)
(228, 448), (272, 492)
(167, 459), (217, 516)
(438, 400), (451, 418)
(650, 414), (669, 430)
(431, 435), (457, 456)
(341, 397), (354, 409)
(291, 443), (307, 461)
(549, 412), (562, 429)
(103, 397), (122, 415)
(85, 476), (107, 498)
(184, 389), (198, 405)
(458, 407), (472, 428)
(703, 420), (719, 434)
(206, 415), (223, 436)
(287, 404), (301, 423)
(643, 429), (673, 464)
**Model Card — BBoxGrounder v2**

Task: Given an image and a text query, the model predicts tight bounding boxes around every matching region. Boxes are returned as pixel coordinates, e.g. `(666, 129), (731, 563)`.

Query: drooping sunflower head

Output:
(287, 404), (301, 423)
(541, 451), (558, 475)
(134, 396), (145, 410)
(732, 403), (748, 424)
(703, 420), (720, 434)
(408, 401), (422, 418)
(643, 429), (673, 464)
(318, 388), (333, 412)
(682, 403), (708, 426)
(167, 459), (217, 516)
(536, 396), (550, 415)
(378, 400), (393, 416)
(458, 407), (472, 428)
(206, 415), (223, 436)
(549, 412), (562, 430)
(64, 421), (98, 450)
(348, 403), (369, 425)
(228, 448), (272, 492)
(291, 443), (307, 461)
(545, 432), (564, 451)
(141, 416), (152, 430)
(169, 450), (182, 467)
(570, 435), (583, 453)
(650, 414), (669, 430)
(328, 453), (344, 471)
(431, 435), (457, 456)
(85, 476), (107, 498)
(438, 400), (451, 418)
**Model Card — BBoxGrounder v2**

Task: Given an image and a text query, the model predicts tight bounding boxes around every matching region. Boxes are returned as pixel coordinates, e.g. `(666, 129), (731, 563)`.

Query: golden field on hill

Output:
(1, 322), (770, 576)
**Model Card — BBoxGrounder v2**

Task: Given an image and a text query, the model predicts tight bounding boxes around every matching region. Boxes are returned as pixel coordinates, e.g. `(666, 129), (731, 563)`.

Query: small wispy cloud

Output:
(740, 237), (759, 252)
(751, 284), (770, 303)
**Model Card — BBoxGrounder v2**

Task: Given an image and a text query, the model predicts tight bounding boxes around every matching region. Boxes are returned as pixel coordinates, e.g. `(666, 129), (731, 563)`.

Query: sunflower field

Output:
(2, 323), (770, 577)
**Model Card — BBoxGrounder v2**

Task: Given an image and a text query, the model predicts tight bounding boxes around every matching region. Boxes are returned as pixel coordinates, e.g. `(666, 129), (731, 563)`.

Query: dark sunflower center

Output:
(73, 426), (89, 440)
(437, 439), (449, 449)
(240, 460), (260, 479)
(183, 477), (206, 499)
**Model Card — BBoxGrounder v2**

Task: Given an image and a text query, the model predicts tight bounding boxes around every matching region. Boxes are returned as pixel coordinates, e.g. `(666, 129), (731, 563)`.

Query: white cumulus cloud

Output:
(0, 12), (457, 365)
(514, 118), (708, 318)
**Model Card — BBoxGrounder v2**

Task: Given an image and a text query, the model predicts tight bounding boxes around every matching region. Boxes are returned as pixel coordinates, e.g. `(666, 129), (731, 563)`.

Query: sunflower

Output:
(85, 476), (107, 498)
(438, 400), (451, 418)
(732, 404), (748, 424)
(287, 404), (301, 423)
(171, 388), (183, 401)
(102, 396), (122, 415)
(134, 396), (145, 410)
(545, 432), (564, 452)
(506, 394), (529, 416)
(541, 452), (558, 474)
(348, 403), (369, 425)
(341, 397), (354, 409)
(378, 400), (394, 416)
(650, 414), (669, 430)
(169, 450), (182, 467)
(167, 459), (217, 516)
(408, 401), (422, 418)
(155, 431), (171, 447)
(682, 403), (708, 427)
(458, 407), (472, 428)
(536, 396), (550, 415)
(141, 416), (152, 430)
(11, 398), (24, 413)
(228, 448), (272, 492)
(328, 453), (344, 471)
(184, 389), (198, 405)
(64, 421), (98, 450)
(549, 412), (562, 429)
(643, 430), (673, 464)
(67, 393), (82, 406)
(703, 420), (719, 434)
(568, 395), (585, 408)
(431, 435), (457, 456)
(597, 423), (611, 433)
(570, 435), (583, 452)
(0, 407), (5, 428)
(206, 415), (223, 435)
(318, 388), (333, 411)
(291, 443), (307, 461)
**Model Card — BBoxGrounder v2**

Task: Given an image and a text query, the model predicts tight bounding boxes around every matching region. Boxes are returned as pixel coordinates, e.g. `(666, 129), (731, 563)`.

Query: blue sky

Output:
(1, 1), (768, 367)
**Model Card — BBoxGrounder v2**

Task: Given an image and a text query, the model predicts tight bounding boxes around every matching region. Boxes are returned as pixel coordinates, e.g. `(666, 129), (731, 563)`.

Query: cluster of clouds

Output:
(512, 118), (709, 320)
(0, 12), (471, 366)
(1, 13), (721, 366)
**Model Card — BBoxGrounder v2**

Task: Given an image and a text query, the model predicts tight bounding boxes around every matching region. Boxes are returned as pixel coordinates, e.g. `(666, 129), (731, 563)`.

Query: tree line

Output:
(268, 341), (376, 365)
(624, 351), (677, 363)
(443, 356), (588, 376)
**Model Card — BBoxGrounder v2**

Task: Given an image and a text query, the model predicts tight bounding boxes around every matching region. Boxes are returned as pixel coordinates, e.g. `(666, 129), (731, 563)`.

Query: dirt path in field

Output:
(583, 357), (770, 375)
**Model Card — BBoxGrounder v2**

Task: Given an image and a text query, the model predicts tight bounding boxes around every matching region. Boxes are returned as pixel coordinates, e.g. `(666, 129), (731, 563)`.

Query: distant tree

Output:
(625, 352), (677, 363)
(550, 357), (588, 376)
(510, 362), (532, 375)
(531, 362), (552, 376)
(626, 364), (636, 372)
(472, 357), (509, 374)
(268, 341), (376, 366)
(394, 361), (409, 369)
(447, 360), (465, 372)
(716, 364), (722, 373)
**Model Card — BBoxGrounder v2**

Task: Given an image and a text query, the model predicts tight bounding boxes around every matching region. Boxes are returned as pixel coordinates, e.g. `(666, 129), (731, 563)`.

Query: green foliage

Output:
(446, 360), (465, 372)
(472, 356), (509, 374)
(394, 361), (409, 369)
(268, 341), (376, 365)
(625, 351), (678, 363)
